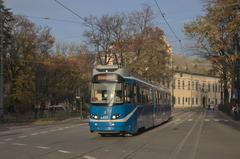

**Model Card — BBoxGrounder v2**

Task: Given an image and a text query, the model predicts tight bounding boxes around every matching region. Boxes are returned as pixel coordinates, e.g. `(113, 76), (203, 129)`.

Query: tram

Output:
(89, 65), (172, 136)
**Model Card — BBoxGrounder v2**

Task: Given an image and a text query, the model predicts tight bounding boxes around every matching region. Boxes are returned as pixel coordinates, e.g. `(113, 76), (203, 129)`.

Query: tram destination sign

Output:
(93, 74), (123, 82)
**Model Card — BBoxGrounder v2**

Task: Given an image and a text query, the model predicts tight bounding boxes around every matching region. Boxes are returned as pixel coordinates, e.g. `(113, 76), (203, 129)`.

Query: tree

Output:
(83, 13), (127, 65)
(5, 16), (55, 114)
(0, 0), (13, 118)
(184, 0), (240, 108)
(83, 5), (172, 84)
(0, 0), (13, 52)
(126, 27), (172, 83)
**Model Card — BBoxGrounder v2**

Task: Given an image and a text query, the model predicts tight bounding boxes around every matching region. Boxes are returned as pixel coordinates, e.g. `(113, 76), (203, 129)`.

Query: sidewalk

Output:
(0, 117), (89, 132)
(217, 109), (240, 126)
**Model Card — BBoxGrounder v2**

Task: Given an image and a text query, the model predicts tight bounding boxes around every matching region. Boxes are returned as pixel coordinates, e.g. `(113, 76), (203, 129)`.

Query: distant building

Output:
(173, 71), (222, 108)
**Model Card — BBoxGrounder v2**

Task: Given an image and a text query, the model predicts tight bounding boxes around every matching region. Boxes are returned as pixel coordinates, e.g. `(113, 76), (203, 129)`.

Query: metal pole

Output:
(171, 53), (174, 109)
(0, 12), (4, 121)
(215, 78), (217, 106)
(81, 96), (83, 119)
(190, 73), (192, 109)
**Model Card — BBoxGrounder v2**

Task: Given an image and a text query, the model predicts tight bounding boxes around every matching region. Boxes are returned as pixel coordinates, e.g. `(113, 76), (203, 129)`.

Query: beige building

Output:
(173, 71), (222, 108)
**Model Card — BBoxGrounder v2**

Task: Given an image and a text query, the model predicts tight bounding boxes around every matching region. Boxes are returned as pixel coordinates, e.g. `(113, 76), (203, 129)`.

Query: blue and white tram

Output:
(89, 65), (172, 136)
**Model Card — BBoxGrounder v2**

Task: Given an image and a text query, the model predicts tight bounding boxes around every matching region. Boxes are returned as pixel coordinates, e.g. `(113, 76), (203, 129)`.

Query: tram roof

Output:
(93, 65), (170, 92)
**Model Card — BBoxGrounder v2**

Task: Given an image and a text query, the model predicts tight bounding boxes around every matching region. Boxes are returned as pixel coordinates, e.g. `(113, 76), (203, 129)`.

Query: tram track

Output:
(168, 111), (205, 159)
(69, 110), (198, 159)
(119, 110), (201, 159)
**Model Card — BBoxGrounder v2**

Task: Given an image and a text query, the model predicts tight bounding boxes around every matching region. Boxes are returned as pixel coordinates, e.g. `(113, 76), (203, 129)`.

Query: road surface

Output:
(0, 107), (240, 159)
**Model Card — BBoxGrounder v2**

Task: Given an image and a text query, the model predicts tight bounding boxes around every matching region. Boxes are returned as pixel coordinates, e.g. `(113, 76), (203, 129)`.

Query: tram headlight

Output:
(111, 114), (120, 120)
(90, 114), (98, 120)
(112, 115), (117, 120)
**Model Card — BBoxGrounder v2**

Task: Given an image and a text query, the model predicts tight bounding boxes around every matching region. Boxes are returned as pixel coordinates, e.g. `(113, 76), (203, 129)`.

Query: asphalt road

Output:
(0, 107), (240, 159)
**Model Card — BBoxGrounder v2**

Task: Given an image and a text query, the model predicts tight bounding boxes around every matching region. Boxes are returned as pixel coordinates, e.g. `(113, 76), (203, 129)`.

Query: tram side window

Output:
(139, 86), (149, 105)
(136, 85), (141, 104)
(141, 90), (145, 104)
(156, 91), (160, 105)
(166, 93), (169, 105)
(124, 83), (131, 103)
(148, 89), (153, 104)
(143, 88), (148, 104)
(133, 84), (137, 104)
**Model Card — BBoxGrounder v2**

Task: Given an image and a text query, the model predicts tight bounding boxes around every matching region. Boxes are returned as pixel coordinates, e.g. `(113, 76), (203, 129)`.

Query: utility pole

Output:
(0, 11), (4, 121)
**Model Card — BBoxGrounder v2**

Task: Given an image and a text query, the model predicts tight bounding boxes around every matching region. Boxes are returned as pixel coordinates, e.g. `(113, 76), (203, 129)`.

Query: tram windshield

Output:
(91, 82), (123, 105)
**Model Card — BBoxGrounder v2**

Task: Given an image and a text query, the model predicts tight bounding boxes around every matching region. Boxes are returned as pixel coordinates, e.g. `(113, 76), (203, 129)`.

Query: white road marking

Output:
(104, 149), (110, 152)
(64, 126), (70, 129)
(36, 146), (50, 149)
(204, 119), (210, 122)
(18, 135), (27, 138)
(31, 133), (39, 136)
(223, 119), (229, 122)
(4, 138), (13, 141)
(214, 119), (220, 122)
(40, 131), (48, 134)
(49, 129), (57, 132)
(12, 143), (26, 146)
(74, 123), (88, 127)
(58, 150), (72, 154)
(188, 119), (193, 121)
(83, 155), (97, 159)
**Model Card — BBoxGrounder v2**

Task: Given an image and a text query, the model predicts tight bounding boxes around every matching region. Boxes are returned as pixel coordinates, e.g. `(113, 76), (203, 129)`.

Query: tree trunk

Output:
(223, 66), (229, 111)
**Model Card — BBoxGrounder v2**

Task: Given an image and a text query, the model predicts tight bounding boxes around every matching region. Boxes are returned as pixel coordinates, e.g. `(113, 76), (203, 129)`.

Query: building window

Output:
(208, 98), (210, 104)
(178, 80), (180, 89)
(212, 83), (215, 92)
(182, 97), (185, 105)
(196, 81), (199, 91)
(178, 97), (180, 104)
(188, 81), (190, 90)
(192, 98), (194, 105)
(208, 83), (211, 92)
(196, 98), (198, 105)
(182, 80), (185, 90)
(192, 81), (194, 90)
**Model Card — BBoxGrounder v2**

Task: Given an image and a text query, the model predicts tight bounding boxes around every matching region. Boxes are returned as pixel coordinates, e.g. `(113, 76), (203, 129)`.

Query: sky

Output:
(4, 0), (205, 54)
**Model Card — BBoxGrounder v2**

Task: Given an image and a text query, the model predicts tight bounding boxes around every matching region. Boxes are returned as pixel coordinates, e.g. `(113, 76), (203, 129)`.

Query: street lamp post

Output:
(76, 96), (83, 119)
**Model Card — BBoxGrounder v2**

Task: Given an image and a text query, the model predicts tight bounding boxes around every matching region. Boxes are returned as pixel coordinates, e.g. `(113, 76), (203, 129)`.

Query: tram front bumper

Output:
(89, 121), (134, 133)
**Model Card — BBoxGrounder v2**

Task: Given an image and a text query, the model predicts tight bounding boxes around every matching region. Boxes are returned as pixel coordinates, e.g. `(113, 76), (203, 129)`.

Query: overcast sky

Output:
(4, 0), (205, 54)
